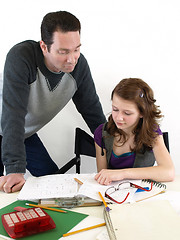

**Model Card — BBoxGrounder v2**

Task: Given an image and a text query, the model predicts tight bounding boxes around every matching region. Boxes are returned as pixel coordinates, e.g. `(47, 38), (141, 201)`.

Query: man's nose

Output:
(67, 53), (76, 64)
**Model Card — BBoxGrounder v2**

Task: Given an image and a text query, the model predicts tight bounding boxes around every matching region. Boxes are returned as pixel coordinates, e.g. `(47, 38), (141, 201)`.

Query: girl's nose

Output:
(117, 113), (123, 121)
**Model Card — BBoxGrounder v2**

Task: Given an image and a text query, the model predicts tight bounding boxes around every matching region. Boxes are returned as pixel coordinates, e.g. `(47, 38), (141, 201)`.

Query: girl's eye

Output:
(112, 108), (118, 112)
(125, 112), (131, 115)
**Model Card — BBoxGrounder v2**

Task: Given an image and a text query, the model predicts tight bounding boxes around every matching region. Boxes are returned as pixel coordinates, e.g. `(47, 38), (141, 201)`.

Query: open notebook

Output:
(17, 174), (140, 202)
(104, 200), (180, 240)
(17, 174), (167, 207)
(133, 179), (166, 202)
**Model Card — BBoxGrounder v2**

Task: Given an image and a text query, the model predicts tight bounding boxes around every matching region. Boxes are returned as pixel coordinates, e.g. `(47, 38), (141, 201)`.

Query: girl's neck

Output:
(117, 129), (134, 138)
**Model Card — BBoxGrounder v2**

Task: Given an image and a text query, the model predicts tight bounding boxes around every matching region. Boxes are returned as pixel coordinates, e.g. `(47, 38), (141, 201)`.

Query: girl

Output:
(94, 78), (175, 185)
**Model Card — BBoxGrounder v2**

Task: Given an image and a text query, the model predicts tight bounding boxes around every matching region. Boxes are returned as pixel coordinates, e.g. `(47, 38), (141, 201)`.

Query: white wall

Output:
(1, 0), (180, 174)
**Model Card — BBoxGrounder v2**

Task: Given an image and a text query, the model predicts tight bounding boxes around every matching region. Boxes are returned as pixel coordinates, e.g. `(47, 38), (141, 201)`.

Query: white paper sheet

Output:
(17, 173), (141, 202)
(17, 174), (79, 200)
(58, 216), (105, 240)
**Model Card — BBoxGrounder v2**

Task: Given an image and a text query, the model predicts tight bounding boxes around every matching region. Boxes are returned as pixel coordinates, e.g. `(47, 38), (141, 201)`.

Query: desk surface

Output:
(1, 176), (180, 240)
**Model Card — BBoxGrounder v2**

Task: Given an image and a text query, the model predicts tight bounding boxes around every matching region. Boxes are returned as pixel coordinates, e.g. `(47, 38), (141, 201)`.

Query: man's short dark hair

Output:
(41, 11), (81, 51)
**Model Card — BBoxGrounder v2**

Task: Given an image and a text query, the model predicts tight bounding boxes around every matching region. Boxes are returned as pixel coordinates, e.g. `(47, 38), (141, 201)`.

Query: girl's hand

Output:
(95, 169), (124, 185)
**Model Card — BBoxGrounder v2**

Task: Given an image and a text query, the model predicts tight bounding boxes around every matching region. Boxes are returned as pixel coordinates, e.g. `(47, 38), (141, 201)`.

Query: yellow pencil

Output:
(0, 233), (14, 240)
(74, 178), (83, 185)
(62, 222), (106, 237)
(25, 203), (67, 213)
(98, 192), (111, 212)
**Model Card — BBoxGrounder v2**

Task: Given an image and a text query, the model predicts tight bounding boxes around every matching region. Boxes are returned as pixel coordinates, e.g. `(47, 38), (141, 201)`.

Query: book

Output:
(104, 200), (180, 240)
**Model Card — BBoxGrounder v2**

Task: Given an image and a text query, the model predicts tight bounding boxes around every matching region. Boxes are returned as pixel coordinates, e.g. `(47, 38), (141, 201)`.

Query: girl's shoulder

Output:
(156, 126), (163, 135)
(94, 123), (104, 147)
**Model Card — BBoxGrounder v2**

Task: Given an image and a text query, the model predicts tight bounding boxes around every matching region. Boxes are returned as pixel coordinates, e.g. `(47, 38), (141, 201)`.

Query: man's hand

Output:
(0, 173), (25, 193)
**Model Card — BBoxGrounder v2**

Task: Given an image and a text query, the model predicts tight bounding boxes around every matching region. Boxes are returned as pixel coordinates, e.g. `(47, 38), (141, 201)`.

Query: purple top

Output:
(94, 124), (162, 169)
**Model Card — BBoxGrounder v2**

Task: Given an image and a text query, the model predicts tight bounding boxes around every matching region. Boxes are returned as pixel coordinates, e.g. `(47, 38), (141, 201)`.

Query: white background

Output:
(0, 0), (180, 174)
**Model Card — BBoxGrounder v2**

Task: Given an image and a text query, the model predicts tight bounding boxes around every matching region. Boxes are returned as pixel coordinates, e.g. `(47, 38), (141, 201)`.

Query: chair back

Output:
(74, 128), (96, 157)
(163, 132), (170, 152)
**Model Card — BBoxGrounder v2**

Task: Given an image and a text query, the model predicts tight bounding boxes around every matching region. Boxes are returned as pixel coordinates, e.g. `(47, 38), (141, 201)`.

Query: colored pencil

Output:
(98, 192), (111, 212)
(74, 178), (83, 185)
(25, 203), (67, 213)
(0, 234), (14, 240)
(62, 222), (106, 237)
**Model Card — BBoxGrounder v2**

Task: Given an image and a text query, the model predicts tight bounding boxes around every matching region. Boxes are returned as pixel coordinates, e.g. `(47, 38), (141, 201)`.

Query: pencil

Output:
(0, 234), (14, 240)
(25, 203), (67, 213)
(74, 178), (83, 185)
(98, 192), (111, 212)
(62, 222), (106, 237)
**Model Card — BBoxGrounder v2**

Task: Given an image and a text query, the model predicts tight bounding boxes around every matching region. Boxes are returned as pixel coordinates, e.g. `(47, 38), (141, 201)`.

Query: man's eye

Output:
(59, 51), (68, 55)
(75, 48), (80, 52)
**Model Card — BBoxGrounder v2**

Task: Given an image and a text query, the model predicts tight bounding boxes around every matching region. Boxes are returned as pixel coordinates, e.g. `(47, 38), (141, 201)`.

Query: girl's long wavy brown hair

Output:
(106, 78), (163, 152)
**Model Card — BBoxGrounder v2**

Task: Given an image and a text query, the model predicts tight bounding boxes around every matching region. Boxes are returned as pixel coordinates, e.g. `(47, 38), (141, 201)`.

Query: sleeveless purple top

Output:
(94, 124), (162, 169)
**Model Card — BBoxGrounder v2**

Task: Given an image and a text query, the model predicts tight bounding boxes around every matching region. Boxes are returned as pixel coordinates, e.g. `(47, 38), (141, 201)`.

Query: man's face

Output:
(40, 31), (81, 73)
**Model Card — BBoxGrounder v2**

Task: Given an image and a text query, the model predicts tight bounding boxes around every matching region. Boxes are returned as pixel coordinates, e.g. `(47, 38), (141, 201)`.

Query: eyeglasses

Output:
(105, 181), (153, 204)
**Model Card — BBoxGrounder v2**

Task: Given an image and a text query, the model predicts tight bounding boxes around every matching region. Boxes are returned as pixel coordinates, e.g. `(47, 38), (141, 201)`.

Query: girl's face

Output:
(112, 94), (142, 134)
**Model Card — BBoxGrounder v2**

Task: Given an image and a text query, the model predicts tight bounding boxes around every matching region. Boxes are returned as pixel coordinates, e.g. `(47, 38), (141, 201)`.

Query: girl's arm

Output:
(95, 135), (175, 185)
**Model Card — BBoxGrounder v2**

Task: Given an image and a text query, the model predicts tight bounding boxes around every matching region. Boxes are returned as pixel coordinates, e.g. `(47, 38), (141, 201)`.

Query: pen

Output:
(25, 203), (67, 213)
(62, 222), (106, 237)
(98, 192), (111, 212)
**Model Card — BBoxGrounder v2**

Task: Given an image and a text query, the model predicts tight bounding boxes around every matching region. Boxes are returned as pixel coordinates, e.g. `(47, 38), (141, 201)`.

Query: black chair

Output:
(56, 128), (170, 174)
(56, 128), (96, 174)
(162, 132), (170, 152)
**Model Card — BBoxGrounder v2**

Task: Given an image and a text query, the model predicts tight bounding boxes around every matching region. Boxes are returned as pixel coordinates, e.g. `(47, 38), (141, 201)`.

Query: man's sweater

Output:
(0, 40), (106, 174)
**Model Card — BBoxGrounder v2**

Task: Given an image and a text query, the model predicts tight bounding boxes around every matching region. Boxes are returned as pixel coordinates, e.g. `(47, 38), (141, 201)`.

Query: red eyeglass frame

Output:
(105, 181), (153, 204)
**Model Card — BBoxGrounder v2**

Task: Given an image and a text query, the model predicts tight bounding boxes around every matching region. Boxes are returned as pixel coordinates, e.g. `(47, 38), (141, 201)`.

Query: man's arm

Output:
(0, 43), (34, 192)
(1, 43), (32, 175)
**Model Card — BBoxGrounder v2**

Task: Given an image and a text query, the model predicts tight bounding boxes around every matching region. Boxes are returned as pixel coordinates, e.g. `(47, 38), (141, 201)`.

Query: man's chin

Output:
(64, 65), (76, 72)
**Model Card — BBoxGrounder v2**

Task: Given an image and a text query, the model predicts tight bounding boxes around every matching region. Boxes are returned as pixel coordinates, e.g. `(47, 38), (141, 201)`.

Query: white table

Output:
(1, 176), (180, 240)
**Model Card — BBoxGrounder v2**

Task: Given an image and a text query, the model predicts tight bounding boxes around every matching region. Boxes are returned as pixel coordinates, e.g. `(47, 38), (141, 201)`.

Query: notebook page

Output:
(77, 178), (141, 202)
(134, 179), (166, 202)
(17, 174), (79, 200)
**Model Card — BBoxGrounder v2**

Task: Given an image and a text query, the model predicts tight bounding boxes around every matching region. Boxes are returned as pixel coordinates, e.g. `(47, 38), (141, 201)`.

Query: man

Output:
(0, 11), (106, 193)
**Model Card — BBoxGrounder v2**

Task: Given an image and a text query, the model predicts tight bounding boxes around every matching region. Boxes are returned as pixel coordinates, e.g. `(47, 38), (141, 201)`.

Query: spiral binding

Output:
(142, 179), (166, 189)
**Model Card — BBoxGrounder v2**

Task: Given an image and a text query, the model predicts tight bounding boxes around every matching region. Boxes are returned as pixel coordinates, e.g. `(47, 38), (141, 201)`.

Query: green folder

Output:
(0, 200), (88, 239)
